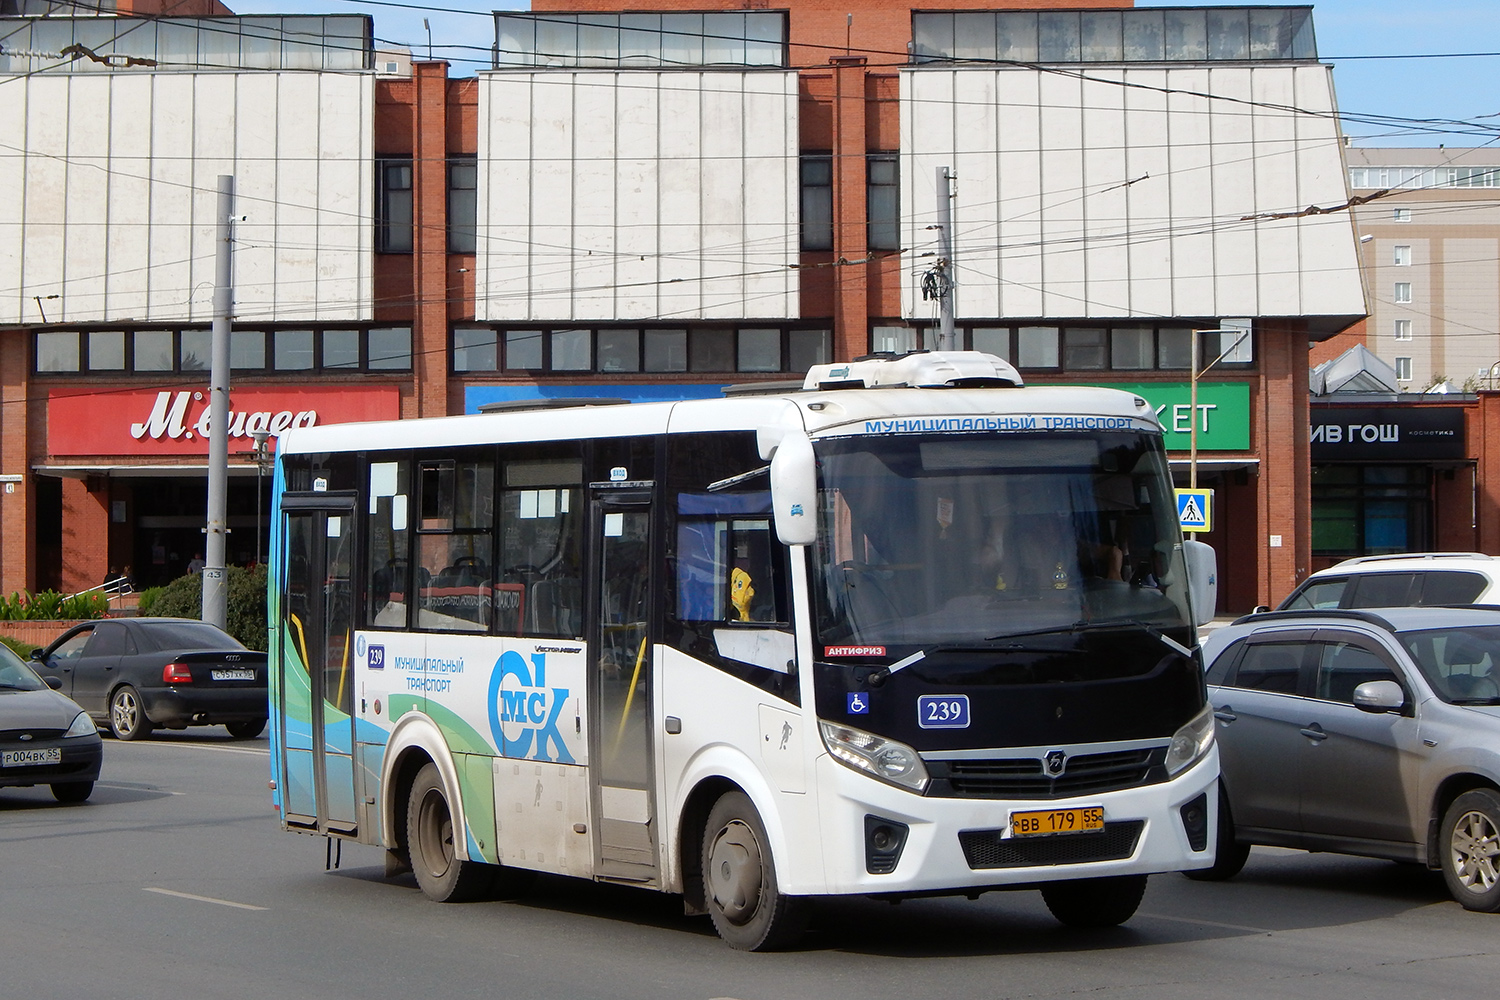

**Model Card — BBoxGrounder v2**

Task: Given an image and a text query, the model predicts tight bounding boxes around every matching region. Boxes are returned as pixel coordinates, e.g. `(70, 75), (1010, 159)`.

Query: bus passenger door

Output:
(280, 497), (360, 835)
(588, 487), (659, 882)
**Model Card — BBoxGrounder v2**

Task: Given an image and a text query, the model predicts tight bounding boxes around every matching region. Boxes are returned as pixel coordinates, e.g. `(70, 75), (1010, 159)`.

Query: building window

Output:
(1393, 245), (1411, 266)
(448, 157), (478, 254)
(368, 327), (413, 370)
(1394, 319), (1413, 341)
(872, 325), (919, 354)
(377, 159), (414, 253)
(1395, 356), (1412, 381)
(1110, 326), (1153, 370)
(800, 155), (833, 251)
(505, 329), (542, 370)
(1394, 282), (1412, 304)
(598, 329), (641, 373)
(788, 329), (830, 371)
(1312, 464), (1431, 557)
(1017, 326), (1060, 368)
(972, 327), (1011, 361)
(645, 330), (687, 372)
(1393, 207), (1412, 223)
(35, 327), (411, 375)
(868, 154), (899, 251)
(1063, 328), (1106, 369)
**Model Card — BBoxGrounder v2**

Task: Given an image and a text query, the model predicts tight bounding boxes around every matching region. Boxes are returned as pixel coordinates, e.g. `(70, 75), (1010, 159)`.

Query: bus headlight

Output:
(1164, 704), (1215, 777)
(819, 720), (930, 793)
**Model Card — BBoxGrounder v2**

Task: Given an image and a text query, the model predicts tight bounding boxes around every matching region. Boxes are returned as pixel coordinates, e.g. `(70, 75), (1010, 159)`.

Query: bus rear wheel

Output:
(702, 791), (808, 951)
(1041, 874), (1148, 928)
(407, 763), (494, 903)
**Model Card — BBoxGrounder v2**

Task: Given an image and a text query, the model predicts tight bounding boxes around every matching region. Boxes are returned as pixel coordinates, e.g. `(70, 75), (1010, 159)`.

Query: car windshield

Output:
(0, 646), (47, 691)
(810, 429), (1193, 649)
(1401, 625), (1500, 704)
(139, 621), (243, 651)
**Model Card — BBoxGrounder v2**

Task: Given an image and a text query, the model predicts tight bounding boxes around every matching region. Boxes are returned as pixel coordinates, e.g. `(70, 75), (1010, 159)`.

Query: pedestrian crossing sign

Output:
(1175, 489), (1212, 533)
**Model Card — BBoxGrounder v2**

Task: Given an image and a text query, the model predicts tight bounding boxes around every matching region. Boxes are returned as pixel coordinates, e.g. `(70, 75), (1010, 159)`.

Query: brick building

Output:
(1, 4), (1368, 612)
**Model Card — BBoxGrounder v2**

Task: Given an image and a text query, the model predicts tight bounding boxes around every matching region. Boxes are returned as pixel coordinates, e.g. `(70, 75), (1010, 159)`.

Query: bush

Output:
(0, 589), (109, 621)
(146, 565), (268, 652)
(135, 586), (166, 616)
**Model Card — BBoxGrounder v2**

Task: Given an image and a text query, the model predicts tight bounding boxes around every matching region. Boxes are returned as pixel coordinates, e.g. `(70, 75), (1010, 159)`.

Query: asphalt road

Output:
(3, 734), (1496, 1000)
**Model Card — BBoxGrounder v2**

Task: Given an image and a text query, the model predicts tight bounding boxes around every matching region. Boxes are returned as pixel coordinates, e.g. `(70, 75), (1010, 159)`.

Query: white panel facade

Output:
(0, 71), (374, 326)
(475, 70), (799, 323)
(902, 64), (1365, 324)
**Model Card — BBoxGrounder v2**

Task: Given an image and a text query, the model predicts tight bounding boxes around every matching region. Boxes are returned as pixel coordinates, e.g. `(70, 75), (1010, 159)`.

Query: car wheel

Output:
(51, 782), (94, 803)
(1041, 874), (1148, 928)
(1184, 786), (1251, 882)
(406, 763), (496, 903)
(702, 791), (808, 951)
(226, 719), (266, 739)
(108, 686), (152, 741)
(1440, 788), (1500, 912)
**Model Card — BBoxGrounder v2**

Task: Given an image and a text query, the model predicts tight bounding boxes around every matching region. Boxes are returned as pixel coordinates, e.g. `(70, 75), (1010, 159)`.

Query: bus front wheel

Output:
(702, 791), (808, 951)
(407, 763), (494, 903)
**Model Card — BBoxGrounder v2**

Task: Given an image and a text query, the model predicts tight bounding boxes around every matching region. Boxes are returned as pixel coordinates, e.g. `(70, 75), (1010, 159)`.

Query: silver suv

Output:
(1278, 553), (1500, 611)
(1194, 607), (1500, 911)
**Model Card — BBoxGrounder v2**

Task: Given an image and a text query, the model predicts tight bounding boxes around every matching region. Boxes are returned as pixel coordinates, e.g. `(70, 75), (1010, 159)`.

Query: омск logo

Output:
(486, 650), (574, 763)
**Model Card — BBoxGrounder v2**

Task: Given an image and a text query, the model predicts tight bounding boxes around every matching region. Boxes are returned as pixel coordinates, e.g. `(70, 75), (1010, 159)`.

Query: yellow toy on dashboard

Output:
(730, 567), (754, 622)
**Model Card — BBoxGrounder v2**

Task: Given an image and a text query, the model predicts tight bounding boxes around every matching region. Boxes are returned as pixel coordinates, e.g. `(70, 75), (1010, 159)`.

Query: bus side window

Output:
(366, 457), (411, 628)
(415, 456), (494, 634)
(675, 498), (784, 626)
(499, 454), (584, 638)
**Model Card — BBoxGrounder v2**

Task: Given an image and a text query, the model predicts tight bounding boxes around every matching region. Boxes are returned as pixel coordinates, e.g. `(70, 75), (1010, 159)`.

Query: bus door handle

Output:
(665, 716), (682, 735)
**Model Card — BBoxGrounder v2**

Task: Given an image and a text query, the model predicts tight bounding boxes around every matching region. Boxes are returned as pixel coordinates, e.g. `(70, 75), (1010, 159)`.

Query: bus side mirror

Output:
(769, 431), (817, 547)
(1183, 538), (1218, 628)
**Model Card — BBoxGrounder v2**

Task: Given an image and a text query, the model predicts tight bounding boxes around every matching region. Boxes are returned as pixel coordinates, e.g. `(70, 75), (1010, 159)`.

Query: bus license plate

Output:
(3, 748), (62, 766)
(1010, 806), (1105, 837)
(211, 668), (256, 681)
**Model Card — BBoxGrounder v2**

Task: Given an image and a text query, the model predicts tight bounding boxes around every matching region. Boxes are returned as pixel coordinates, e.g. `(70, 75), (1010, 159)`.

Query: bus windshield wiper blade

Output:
(987, 618), (1195, 658)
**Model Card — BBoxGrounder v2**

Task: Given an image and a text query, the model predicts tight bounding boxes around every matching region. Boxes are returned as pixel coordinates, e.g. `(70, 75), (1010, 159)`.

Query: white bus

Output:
(268, 351), (1220, 950)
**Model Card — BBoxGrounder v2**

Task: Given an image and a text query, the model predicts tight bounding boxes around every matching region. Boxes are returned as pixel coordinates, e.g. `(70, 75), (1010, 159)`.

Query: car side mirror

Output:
(29, 648), (44, 661)
(1251, 605), (1270, 615)
(1352, 679), (1405, 713)
(44, 675), (63, 690)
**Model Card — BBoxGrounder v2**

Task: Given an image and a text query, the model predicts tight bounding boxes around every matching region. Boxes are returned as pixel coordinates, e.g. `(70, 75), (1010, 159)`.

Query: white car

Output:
(1277, 553), (1500, 612)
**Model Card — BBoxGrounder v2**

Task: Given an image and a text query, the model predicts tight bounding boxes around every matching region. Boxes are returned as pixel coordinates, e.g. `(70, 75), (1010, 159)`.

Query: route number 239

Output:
(917, 694), (970, 729)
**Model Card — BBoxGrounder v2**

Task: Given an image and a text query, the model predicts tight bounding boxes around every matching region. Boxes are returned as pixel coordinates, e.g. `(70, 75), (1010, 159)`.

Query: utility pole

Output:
(202, 175), (234, 630)
(935, 166), (956, 351)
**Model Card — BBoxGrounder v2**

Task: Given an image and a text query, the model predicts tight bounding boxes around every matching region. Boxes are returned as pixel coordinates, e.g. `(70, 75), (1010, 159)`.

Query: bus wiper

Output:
(707, 465), (769, 492)
(986, 618), (1195, 659)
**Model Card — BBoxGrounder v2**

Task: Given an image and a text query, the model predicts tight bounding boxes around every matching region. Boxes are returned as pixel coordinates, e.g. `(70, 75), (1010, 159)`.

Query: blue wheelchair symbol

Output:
(847, 692), (869, 715)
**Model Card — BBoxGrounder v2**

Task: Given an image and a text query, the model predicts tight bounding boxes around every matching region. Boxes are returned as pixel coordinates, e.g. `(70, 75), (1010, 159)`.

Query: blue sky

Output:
(227, 1), (1500, 148)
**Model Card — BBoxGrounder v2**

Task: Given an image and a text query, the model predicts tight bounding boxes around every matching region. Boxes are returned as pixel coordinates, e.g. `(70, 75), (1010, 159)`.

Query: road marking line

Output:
(110, 742), (268, 757)
(143, 887), (268, 911)
(97, 782), (185, 795)
(1139, 912), (1275, 934)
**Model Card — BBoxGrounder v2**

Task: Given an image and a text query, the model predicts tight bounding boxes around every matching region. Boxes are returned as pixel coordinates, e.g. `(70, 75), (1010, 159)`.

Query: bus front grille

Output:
(958, 821), (1144, 869)
(926, 747), (1165, 799)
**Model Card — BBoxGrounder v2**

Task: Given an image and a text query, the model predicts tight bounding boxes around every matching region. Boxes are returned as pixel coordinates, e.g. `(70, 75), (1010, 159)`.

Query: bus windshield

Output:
(812, 430), (1192, 651)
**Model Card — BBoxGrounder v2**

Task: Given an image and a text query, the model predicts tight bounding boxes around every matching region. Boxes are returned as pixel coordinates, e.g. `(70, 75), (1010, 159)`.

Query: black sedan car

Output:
(31, 618), (268, 741)
(0, 644), (103, 802)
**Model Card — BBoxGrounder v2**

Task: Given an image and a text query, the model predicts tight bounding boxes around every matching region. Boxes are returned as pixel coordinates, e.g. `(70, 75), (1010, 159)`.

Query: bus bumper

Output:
(799, 746), (1219, 896)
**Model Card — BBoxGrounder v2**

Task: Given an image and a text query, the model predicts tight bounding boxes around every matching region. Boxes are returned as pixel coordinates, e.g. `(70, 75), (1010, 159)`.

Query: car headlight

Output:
(819, 720), (929, 793)
(1164, 704), (1215, 777)
(64, 711), (98, 738)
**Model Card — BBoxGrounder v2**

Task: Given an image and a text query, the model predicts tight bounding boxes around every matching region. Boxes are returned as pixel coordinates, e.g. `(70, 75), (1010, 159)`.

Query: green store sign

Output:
(1094, 382), (1250, 451)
